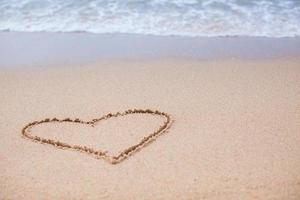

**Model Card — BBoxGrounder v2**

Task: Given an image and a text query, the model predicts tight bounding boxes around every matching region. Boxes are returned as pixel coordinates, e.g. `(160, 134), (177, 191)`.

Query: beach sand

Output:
(0, 57), (300, 199)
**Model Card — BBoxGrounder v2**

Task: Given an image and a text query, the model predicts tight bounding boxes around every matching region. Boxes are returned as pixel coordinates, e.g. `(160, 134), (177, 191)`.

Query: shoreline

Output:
(1, 32), (300, 68)
(3, 30), (300, 38)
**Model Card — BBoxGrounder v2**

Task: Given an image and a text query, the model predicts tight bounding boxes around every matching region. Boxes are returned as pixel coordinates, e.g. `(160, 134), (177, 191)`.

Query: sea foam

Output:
(0, 0), (299, 37)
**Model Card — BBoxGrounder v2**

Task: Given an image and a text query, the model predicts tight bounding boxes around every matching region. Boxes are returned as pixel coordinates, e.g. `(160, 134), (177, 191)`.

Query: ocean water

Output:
(0, 0), (299, 37)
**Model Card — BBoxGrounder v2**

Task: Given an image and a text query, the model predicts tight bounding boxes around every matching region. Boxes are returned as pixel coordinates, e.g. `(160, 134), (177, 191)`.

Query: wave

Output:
(0, 0), (300, 37)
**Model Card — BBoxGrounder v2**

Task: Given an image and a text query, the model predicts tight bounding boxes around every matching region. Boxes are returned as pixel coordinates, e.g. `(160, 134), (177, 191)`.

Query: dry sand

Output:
(1, 58), (300, 199)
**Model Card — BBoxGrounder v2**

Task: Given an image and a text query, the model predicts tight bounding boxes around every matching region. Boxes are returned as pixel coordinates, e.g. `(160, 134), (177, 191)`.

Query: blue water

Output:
(0, 0), (300, 37)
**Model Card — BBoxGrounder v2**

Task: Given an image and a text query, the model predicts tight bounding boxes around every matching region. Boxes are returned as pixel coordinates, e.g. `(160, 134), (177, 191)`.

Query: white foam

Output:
(0, 0), (299, 37)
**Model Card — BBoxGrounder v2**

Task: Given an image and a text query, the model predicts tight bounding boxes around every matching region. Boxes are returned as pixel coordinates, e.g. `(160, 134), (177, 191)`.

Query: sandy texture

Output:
(1, 58), (300, 199)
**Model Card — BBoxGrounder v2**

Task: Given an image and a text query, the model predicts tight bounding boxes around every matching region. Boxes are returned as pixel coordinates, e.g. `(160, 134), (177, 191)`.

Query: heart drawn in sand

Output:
(21, 109), (172, 164)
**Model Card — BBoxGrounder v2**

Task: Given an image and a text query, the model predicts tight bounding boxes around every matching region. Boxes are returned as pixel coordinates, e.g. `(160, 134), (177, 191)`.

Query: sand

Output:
(1, 58), (300, 199)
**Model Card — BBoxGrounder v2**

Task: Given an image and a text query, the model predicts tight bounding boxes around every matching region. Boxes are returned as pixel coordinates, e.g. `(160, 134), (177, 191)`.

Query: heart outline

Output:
(21, 109), (173, 164)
